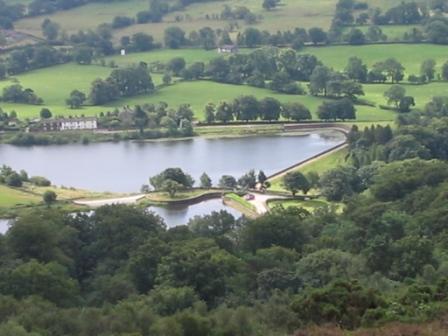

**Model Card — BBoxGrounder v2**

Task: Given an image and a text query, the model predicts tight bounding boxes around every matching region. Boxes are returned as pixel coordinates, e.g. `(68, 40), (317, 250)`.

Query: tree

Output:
(164, 26), (186, 48)
(162, 179), (183, 197)
(150, 168), (194, 190)
(241, 27), (263, 47)
(238, 170), (257, 189)
(258, 170), (268, 185)
(43, 190), (57, 207)
(309, 66), (332, 96)
(131, 32), (156, 51)
(263, 0), (279, 10)
(167, 57), (186, 76)
(163, 73), (172, 85)
(200, 172), (212, 188)
(282, 102), (311, 122)
(283, 171), (310, 196)
(442, 61), (448, 81)
(204, 103), (216, 123)
(219, 175), (237, 189)
(380, 58), (405, 83)
(317, 98), (356, 121)
(66, 90), (86, 109)
(215, 102), (234, 123)
(233, 95), (259, 121)
(308, 27), (327, 45)
(39, 108), (52, 119)
(259, 97), (281, 121)
(420, 59), (436, 82)
(41, 18), (59, 41)
(384, 84), (406, 109)
(133, 105), (148, 134)
(319, 166), (361, 201)
(73, 46), (93, 65)
(346, 28), (366, 45)
(398, 96), (415, 113)
(345, 57), (368, 82)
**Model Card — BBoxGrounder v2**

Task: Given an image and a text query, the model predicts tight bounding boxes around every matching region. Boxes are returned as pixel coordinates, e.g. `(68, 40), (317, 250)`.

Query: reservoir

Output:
(0, 131), (344, 192)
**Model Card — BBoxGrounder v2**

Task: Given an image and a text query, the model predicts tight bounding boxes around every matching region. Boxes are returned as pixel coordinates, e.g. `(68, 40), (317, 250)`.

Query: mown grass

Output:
(304, 44), (448, 75)
(0, 185), (41, 207)
(224, 192), (256, 211)
(269, 146), (349, 192)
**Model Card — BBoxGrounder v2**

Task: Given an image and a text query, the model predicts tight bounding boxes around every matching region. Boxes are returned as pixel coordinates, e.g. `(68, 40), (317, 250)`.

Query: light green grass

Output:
(363, 82), (448, 109)
(224, 192), (256, 211)
(269, 146), (349, 192)
(0, 63), (162, 119)
(303, 44), (448, 75)
(15, 0), (150, 38)
(15, 0), (407, 44)
(0, 185), (41, 207)
(108, 48), (222, 67)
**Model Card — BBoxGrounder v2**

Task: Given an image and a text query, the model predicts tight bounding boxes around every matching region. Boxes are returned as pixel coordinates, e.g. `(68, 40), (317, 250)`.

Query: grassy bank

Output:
(269, 146), (349, 192)
(223, 193), (258, 218)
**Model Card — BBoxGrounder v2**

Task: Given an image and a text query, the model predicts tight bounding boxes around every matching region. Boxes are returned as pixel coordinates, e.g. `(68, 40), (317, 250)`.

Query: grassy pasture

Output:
(303, 44), (448, 75)
(2, 45), (446, 121)
(14, 0), (410, 44)
(269, 146), (348, 192)
(0, 185), (40, 207)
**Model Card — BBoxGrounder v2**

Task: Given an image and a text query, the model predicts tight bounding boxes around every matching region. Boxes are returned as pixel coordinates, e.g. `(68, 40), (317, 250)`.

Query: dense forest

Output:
(1, 96), (448, 334)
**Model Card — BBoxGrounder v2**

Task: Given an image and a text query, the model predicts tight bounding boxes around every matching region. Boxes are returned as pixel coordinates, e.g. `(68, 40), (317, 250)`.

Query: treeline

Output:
(202, 95), (356, 123)
(0, 165), (51, 187)
(98, 102), (194, 136)
(1, 84), (43, 105)
(88, 63), (154, 105)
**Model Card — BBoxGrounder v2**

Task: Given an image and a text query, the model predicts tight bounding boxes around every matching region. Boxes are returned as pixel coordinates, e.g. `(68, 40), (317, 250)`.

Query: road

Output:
(247, 193), (285, 215)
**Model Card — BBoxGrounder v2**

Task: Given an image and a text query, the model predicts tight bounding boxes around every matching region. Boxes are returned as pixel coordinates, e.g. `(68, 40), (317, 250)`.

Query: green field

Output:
(14, 0), (411, 44)
(2, 44), (448, 120)
(0, 185), (40, 207)
(303, 44), (448, 75)
(269, 146), (348, 192)
(0, 60), (395, 121)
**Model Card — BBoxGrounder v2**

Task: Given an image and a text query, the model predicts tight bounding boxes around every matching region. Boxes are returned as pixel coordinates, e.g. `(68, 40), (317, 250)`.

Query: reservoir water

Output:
(0, 132), (344, 192)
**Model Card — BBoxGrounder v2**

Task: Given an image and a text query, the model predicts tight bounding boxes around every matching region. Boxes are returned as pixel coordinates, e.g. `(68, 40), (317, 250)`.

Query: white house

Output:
(59, 117), (98, 131)
(40, 117), (98, 132)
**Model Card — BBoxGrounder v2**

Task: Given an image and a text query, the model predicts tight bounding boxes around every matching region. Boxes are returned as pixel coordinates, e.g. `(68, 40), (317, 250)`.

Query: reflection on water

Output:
(149, 198), (241, 228)
(0, 219), (12, 234)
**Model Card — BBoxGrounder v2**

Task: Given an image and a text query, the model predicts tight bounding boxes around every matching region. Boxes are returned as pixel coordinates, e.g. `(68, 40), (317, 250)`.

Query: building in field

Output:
(217, 45), (239, 53)
(40, 117), (98, 132)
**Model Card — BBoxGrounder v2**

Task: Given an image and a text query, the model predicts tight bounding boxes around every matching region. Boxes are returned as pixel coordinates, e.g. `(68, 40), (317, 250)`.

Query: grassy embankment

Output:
(222, 192), (258, 218)
(0, 183), (121, 217)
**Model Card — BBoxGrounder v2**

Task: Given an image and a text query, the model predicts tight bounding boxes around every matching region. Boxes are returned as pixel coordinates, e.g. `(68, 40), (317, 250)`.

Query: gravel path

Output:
(74, 194), (145, 208)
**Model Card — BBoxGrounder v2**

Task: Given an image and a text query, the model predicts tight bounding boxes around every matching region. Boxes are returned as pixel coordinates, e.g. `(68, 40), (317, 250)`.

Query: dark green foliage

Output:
(292, 281), (385, 329)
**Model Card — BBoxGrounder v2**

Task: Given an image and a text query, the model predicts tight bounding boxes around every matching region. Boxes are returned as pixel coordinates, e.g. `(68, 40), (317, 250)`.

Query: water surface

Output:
(0, 132), (344, 192)
(149, 198), (241, 228)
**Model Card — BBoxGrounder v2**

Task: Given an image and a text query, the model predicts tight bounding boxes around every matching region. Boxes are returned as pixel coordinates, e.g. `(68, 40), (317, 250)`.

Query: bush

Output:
(29, 176), (51, 187)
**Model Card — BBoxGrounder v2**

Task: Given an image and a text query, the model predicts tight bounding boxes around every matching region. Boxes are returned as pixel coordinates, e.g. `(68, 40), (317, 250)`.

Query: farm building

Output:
(218, 45), (239, 53)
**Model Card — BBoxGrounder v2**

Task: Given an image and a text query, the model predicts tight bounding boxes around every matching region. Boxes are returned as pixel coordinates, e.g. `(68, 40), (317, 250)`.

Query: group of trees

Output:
(99, 102), (194, 136)
(88, 63), (154, 105)
(1, 84), (43, 105)
(0, 165), (51, 188)
(203, 96), (312, 123)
